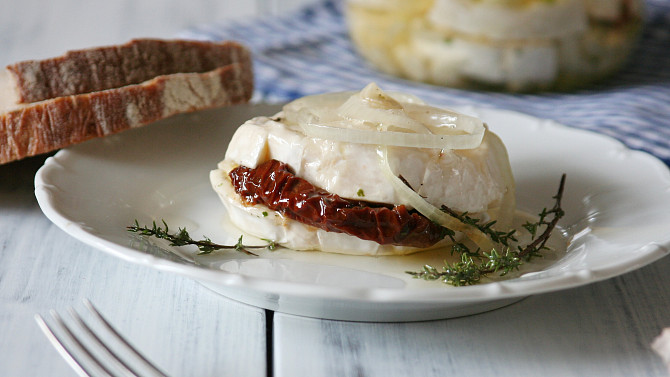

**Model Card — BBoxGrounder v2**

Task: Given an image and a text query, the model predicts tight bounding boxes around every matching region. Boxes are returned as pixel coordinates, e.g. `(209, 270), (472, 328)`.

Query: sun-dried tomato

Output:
(229, 159), (449, 248)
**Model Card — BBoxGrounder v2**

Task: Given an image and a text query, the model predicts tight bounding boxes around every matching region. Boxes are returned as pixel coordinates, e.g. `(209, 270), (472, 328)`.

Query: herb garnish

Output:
(127, 220), (276, 256)
(407, 174), (566, 286)
(127, 175), (565, 287)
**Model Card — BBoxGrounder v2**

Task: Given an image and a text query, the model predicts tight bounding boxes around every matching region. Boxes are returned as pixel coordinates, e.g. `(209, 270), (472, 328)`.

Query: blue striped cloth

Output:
(180, 0), (670, 166)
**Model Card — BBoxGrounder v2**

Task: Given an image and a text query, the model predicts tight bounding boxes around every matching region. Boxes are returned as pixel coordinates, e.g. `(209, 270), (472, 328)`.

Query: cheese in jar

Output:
(346, 0), (644, 91)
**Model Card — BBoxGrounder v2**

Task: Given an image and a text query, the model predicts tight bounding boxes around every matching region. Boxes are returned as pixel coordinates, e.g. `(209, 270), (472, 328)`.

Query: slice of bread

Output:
(0, 39), (254, 164)
(0, 39), (251, 110)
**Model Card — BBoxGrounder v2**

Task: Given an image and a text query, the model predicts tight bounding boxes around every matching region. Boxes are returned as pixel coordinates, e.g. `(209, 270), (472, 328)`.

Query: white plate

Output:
(35, 103), (670, 322)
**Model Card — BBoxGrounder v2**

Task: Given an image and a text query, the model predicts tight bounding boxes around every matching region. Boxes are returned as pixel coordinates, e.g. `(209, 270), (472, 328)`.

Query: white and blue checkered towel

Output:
(180, 0), (670, 166)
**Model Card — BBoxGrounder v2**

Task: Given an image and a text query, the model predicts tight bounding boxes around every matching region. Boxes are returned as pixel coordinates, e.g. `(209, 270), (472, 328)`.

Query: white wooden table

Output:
(1, 0), (669, 376)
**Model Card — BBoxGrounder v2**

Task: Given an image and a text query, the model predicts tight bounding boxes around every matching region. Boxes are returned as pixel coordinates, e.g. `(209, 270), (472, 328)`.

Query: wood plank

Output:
(0, 156), (268, 377)
(0, 1), (317, 375)
(274, 255), (670, 377)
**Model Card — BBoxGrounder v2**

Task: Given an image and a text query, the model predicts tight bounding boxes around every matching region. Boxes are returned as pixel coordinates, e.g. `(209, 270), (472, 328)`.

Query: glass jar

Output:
(346, 0), (644, 91)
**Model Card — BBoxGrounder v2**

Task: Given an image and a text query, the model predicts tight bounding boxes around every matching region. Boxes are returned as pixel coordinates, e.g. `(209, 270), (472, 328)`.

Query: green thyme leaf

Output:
(127, 220), (276, 256)
(409, 174), (566, 286)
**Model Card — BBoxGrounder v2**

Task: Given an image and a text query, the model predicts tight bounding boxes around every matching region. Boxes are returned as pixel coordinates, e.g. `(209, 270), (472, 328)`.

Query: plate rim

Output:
(34, 104), (670, 305)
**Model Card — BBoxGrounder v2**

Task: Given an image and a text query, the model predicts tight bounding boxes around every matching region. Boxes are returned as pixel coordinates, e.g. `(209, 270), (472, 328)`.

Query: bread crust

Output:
(0, 62), (253, 164)
(6, 39), (251, 104)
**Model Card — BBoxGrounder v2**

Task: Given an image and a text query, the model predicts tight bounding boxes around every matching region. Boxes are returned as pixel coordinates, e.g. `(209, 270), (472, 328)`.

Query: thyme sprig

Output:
(408, 249), (524, 286)
(441, 207), (518, 248)
(518, 174), (566, 259)
(407, 174), (566, 286)
(127, 174), (565, 287)
(411, 254), (483, 286)
(127, 219), (276, 256)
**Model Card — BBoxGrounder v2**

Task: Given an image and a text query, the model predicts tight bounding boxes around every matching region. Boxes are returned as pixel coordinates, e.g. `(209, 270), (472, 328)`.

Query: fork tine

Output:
(36, 300), (169, 377)
(35, 312), (111, 377)
(82, 299), (168, 377)
(68, 306), (144, 377)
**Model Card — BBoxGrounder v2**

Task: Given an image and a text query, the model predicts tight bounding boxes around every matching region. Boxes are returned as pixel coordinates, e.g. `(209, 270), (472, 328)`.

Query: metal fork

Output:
(35, 299), (169, 377)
